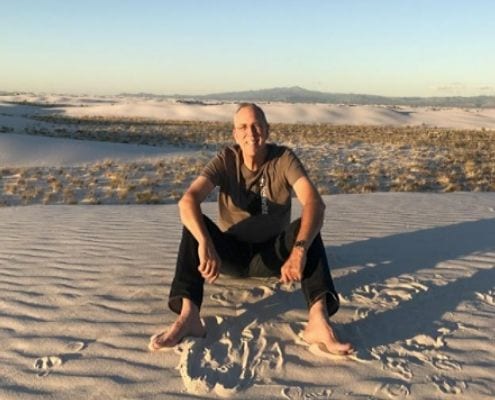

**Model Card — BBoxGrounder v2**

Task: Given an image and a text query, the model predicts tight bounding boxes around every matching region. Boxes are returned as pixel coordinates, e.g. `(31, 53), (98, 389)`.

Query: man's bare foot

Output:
(303, 298), (354, 355)
(149, 299), (206, 351)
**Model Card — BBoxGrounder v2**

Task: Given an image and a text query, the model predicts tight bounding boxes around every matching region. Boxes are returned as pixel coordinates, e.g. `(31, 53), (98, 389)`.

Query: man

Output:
(149, 103), (353, 355)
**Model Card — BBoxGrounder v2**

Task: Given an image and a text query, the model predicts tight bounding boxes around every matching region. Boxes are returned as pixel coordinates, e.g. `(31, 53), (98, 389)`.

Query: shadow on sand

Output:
(328, 218), (495, 354)
(218, 217), (495, 351)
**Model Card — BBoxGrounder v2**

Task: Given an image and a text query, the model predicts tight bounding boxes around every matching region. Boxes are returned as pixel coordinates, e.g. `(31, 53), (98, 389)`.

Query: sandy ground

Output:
(1, 94), (494, 398)
(0, 133), (194, 167)
(1, 194), (494, 399)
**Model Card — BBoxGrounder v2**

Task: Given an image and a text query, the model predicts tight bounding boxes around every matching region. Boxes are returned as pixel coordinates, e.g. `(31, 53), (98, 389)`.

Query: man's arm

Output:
(279, 176), (325, 283)
(178, 176), (220, 283)
(292, 175), (326, 247)
(178, 176), (215, 242)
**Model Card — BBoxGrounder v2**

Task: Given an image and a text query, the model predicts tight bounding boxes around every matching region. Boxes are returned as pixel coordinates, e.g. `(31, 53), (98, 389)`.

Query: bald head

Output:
(234, 103), (268, 129)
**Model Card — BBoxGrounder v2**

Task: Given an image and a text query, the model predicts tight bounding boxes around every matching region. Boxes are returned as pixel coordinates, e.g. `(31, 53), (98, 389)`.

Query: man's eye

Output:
(236, 124), (263, 132)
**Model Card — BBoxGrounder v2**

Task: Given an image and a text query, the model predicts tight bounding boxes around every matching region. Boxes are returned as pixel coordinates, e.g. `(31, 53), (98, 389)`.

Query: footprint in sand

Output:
(281, 386), (303, 400)
(354, 308), (370, 320)
(352, 277), (429, 312)
(406, 333), (445, 350)
(34, 356), (63, 377)
(210, 285), (276, 306)
(475, 290), (495, 306)
(177, 316), (285, 397)
(210, 291), (235, 306)
(431, 375), (466, 394)
(404, 330), (462, 372)
(281, 386), (333, 400)
(34, 340), (86, 377)
(431, 354), (461, 371)
(280, 386), (332, 400)
(303, 389), (333, 399)
(383, 357), (413, 380)
(65, 341), (86, 353)
(377, 383), (410, 398)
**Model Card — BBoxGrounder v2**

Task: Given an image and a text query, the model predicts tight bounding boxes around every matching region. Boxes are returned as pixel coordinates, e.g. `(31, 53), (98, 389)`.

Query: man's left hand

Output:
(280, 248), (306, 283)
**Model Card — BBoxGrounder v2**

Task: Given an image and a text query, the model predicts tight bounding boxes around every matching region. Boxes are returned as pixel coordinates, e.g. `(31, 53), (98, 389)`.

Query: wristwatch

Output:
(293, 240), (307, 251)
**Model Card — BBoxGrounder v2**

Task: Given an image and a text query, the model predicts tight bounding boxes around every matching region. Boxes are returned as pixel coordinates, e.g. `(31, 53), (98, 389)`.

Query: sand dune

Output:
(46, 101), (495, 129)
(1, 194), (494, 399)
(2, 94), (495, 128)
(0, 133), (192, 167)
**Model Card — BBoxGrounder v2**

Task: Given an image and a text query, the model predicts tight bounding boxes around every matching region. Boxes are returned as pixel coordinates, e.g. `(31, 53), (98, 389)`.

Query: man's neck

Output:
(242, 147), (268, 172)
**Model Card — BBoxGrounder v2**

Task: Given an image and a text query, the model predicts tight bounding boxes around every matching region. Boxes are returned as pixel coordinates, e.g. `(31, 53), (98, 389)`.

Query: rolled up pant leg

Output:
(248, 219), (340, 317)
(168, 215), (249, 314)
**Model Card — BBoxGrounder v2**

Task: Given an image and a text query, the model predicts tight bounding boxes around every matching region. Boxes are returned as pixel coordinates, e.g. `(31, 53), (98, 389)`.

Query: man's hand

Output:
(197, 241), (221, 284)
(280, 247), (306, 284)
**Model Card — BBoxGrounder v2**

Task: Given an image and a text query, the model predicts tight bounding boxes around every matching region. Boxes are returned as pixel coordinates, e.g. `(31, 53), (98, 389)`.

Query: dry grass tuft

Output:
(135, 190), (161, 204)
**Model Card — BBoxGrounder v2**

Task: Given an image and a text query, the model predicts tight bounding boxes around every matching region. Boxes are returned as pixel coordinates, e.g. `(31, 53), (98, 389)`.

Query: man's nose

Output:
(246, 125), (258, 136)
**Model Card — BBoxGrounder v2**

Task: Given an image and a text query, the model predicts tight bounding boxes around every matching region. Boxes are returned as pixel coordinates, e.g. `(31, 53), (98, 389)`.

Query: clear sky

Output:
(1, 0), (494, 96)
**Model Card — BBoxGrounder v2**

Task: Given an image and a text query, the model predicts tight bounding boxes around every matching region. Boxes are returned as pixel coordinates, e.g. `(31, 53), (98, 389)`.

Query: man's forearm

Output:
(178, 194), (213, 246)
(295, 199), (326, 249)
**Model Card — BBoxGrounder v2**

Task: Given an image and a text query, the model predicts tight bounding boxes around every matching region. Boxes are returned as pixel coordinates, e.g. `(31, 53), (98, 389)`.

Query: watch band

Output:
(293, 240), (307, 250)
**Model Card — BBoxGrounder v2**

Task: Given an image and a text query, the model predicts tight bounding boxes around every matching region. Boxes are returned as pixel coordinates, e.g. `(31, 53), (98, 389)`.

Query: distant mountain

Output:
(0, 91), (22, 96)
(125, 86), (495, 108)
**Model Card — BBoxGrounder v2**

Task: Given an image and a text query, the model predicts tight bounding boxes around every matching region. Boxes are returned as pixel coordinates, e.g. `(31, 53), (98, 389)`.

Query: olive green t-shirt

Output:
(201, 144), (307, 243)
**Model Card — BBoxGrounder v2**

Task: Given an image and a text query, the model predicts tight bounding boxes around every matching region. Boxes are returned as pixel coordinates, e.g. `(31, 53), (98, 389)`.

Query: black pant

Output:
(169, 215), (340, 317)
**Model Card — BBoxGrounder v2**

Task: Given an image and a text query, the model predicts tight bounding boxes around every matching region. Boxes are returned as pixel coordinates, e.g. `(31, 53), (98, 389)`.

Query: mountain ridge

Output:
(119, 86), (495, 108)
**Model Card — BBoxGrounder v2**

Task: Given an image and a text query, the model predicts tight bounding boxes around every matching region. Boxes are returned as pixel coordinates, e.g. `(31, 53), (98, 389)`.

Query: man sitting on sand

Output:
(149, 103), (353, 355)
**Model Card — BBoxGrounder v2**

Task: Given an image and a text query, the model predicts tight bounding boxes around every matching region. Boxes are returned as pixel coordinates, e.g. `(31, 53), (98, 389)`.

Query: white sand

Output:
(0, 100), (195, 167)
(40, 101), (495, 129)
(0, 133), (192, 167)
(1, 193), (494, 399)
(2, 94), (495, 128)
(1, 95), (494, 398)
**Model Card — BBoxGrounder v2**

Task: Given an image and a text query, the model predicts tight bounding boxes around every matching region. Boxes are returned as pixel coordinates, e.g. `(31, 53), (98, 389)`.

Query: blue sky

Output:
(1, 0), (494, 96)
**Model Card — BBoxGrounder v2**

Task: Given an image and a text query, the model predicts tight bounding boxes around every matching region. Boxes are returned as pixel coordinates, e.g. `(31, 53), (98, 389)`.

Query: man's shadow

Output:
(346, 265), (494, 350)
(325, 217), (495, 351)
(216, 217), (495, 352)
(329, 217), (495, 297)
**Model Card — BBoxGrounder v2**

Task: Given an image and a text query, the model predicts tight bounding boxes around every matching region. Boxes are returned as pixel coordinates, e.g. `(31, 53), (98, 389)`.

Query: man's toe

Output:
(149, 331), (169, 351)
(322, 341), (354, 355)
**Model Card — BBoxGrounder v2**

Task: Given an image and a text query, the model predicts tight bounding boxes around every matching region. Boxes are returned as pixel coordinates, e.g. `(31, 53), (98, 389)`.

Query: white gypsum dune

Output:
(2, 94), (495, 128)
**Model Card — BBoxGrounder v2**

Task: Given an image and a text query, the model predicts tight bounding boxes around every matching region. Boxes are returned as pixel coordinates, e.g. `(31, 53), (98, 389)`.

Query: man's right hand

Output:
(197, 241), (221, 284)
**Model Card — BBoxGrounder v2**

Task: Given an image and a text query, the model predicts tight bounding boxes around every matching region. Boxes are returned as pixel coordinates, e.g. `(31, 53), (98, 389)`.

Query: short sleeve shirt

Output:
(201, 143), (308, 243)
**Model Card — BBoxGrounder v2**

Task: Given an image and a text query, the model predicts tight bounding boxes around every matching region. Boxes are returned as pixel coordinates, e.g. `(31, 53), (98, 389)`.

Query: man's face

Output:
(233, 107), (269, 158)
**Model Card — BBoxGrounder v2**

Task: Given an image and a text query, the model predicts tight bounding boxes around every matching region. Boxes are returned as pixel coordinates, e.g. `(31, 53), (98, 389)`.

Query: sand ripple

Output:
(0, 195), (493, 399)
